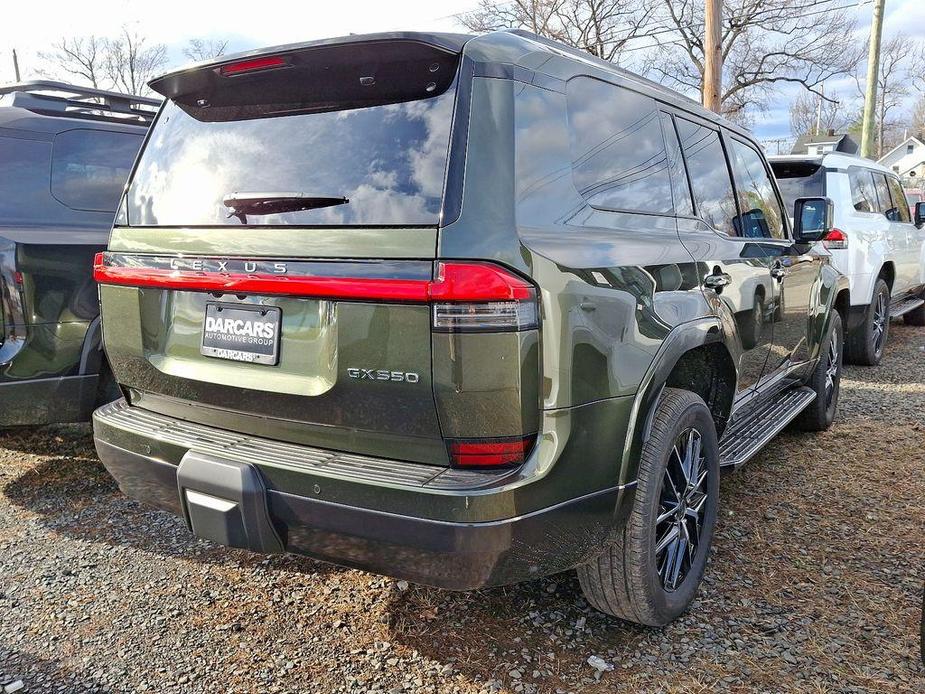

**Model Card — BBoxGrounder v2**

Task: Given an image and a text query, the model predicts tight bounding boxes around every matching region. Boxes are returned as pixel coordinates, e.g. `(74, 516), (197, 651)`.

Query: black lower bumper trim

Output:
(94, 438), (625, 590)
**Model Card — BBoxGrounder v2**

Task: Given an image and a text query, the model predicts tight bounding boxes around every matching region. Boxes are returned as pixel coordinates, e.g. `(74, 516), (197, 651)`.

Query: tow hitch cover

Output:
(176, 452), (284, 554)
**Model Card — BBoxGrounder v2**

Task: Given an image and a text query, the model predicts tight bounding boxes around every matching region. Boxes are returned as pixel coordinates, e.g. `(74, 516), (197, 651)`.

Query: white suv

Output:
(771, 153), (925, 365)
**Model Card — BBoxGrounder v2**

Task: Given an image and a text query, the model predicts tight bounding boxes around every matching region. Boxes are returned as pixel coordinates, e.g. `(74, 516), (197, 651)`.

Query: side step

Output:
(719, 386), (816, 468)
(889, 297), (924, 318)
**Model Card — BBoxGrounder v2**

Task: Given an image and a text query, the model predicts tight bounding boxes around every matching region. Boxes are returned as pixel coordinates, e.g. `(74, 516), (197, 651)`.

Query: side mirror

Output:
(915, 201), (925, 228)
(793, 197), (834, 243)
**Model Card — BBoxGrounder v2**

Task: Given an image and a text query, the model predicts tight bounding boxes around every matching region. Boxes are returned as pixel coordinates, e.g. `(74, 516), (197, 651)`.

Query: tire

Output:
(795, 310), (843, 432)
(846, 279), (890, 365)
(577, 388), (720, 626)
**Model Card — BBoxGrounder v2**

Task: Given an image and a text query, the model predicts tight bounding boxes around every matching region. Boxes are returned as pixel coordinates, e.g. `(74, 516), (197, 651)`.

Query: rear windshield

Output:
(126, 44), (459, 227)
(769, 160), (825, 214)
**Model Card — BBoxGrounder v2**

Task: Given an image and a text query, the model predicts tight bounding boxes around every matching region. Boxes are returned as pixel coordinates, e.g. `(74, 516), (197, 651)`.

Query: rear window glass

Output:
(565, 77), (673, 215)
(52, 129), (143, 212)
(769, 160), (824, 215)
(127, 88), (455, 227)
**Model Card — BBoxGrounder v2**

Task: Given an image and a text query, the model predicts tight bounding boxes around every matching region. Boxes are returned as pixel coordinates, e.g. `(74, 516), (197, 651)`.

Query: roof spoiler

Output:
(0, 80), (161, 124)
(148, 33), (469, 123)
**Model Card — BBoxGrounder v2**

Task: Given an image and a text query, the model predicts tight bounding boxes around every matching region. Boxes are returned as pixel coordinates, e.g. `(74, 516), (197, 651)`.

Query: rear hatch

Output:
(97, 35), (540, 468)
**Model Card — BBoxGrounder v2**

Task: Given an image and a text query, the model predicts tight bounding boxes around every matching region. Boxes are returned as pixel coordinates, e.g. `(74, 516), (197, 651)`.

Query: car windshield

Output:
(770, 160), (825, 215)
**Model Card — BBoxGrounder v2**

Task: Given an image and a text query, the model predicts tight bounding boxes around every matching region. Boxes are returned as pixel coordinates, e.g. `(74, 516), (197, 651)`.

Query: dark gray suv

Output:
(92, 30), (848, 625)
(0, 81), (158, 426)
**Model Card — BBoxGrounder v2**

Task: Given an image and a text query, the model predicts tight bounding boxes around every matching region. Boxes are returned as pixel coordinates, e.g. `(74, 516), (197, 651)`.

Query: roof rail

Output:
(0, 80), (161, 124)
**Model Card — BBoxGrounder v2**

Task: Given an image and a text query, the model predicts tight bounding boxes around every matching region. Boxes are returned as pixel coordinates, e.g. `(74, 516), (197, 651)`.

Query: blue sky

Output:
(2, 0), (922, 142)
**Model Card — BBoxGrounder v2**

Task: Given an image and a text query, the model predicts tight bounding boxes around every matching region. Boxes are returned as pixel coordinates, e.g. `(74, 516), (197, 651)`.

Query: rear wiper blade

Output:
(223, 192), (349, 223)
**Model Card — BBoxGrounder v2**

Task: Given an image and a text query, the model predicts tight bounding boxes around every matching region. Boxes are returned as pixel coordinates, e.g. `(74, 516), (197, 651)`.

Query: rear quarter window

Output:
(565, 77), (674, 215)
(0, 136), (53, 224)
(51, 129), (143, 212)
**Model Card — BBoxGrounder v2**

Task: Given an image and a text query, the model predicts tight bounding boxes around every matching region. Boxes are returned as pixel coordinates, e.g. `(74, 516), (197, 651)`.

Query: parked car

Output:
(92, 30), (848, 626)
(0, 81), (158, 426)
(770, 153), (925, 365)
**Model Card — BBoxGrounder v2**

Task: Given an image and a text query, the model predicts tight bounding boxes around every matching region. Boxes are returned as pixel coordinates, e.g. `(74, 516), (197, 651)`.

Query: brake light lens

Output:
(447, 435), (536, 468)
(219, 55), (289, 76)
(822, 228), (848, 250)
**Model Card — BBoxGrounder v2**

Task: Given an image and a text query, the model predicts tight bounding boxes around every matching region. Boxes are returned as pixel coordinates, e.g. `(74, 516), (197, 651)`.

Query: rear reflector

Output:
(447, 435), (536, 468)
(219, 55), (289, 76)
(432, 301), (537, 332)
(822, 228), (848, 250)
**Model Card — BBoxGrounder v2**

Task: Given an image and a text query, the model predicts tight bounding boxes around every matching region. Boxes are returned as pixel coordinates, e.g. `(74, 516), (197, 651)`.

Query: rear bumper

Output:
(93, 400), (634, 589)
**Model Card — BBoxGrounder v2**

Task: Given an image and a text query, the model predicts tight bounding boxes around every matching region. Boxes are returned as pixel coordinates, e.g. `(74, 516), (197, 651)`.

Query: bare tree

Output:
(644, 0), (863, 119)
(789, 89), (856, 139)
(854, 34), (918, 157)
(38, 36), (107, 88)
(460, 0), (654, 62)
(183, 38), (229, 63)
(104, 26), (168, 96)
(458, 0), (862, 120)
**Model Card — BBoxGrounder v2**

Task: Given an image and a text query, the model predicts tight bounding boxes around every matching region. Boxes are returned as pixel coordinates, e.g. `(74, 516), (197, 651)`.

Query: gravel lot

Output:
(1, 324), (923, 693)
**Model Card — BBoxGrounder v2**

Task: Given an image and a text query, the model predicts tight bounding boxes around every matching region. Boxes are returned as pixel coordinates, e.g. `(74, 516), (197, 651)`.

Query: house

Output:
(790, 130), (860, 156)
(877, 135), (925, 186)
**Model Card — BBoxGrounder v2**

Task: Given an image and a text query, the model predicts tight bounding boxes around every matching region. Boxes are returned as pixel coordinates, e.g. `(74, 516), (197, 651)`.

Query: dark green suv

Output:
(0, 81), (157, 426)
(92, 31), (848, 625)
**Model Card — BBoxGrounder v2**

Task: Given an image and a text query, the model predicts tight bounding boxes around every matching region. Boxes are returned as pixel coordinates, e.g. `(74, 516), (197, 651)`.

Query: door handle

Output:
(703, 272), (732, 289)
(771, 267), (789, 281)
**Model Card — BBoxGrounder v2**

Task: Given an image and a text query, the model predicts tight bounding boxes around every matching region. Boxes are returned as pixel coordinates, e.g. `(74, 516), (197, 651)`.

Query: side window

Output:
(0, 136), (53, 223)
(51, 129), (143, 212)
(675, 117), (738, 235)
(659, 113), (694, 217)
(848, 166), (877, 212)
(728, 138), (785, 239)
(871, 172), (893, 217)
(565, 77), (674, 214)
(886, 175), (912, 223)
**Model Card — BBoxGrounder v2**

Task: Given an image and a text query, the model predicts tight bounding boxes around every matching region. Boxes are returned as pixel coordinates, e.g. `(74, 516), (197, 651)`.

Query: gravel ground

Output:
(1, 324), (923, 694)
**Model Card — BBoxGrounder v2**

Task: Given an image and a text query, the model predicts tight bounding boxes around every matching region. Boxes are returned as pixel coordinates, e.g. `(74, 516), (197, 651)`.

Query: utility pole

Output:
(12, 49), (21, 82)
(815, 83), (824, 136)
(703, 0), (723, 113)
(861, 0), (886, 159)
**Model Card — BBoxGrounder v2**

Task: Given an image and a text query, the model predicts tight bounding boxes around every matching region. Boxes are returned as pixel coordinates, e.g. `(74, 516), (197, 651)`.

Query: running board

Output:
(889, 297), (924, 318)
(719, 386), (816, 468)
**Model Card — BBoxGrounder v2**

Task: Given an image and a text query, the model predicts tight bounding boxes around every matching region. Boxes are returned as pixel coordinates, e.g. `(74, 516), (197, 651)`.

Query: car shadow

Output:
(1, 436), (344, 579)
(381, 571), (652, 690)
(0, 649), (103, 692)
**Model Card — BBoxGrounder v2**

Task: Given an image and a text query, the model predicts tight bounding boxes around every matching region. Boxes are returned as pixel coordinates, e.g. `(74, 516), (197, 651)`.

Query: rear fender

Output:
(619, 317), (728, 485)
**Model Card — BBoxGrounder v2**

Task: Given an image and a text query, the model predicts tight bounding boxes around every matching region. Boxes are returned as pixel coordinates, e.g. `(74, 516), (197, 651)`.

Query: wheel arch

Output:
(878, 262), (895, 293)
(620, 318), (734, 484)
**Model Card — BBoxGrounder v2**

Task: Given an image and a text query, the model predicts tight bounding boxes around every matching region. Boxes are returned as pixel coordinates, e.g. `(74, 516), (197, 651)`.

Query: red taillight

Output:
(93, 256), (533, 302)
(219, 55), (289, 76)
(93, 254), (539, 332)
(822, 229), (848, 250)
(430, 263), (534, 302)
(12, 271), (23, 286)
(447, 435), (536, 468)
